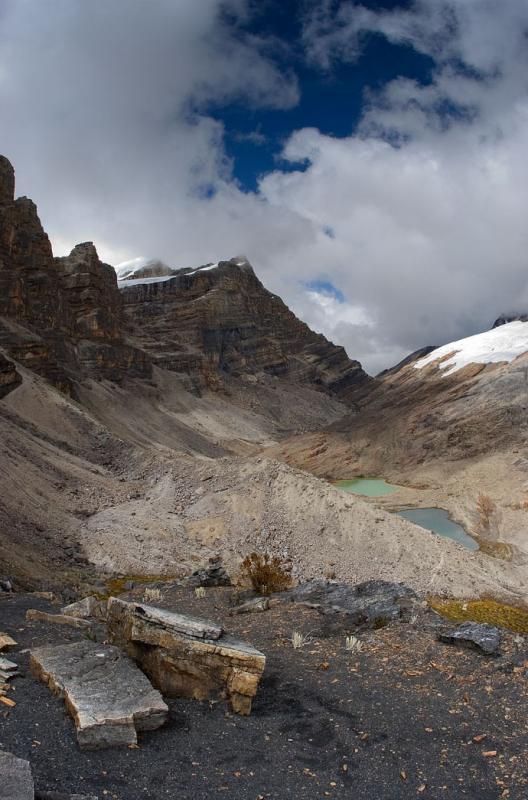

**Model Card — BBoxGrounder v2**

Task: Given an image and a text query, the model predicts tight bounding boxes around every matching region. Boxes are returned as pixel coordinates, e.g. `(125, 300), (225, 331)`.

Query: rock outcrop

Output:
(119, 257), (372, 401)
(107, 597), (266, 715)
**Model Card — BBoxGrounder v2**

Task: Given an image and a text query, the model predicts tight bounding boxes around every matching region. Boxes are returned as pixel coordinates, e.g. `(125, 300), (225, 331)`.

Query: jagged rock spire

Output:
(0, 155), (15, 205)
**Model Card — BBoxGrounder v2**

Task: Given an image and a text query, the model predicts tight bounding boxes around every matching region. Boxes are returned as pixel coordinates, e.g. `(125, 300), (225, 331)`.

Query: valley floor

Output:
(2, 587), (527, 800)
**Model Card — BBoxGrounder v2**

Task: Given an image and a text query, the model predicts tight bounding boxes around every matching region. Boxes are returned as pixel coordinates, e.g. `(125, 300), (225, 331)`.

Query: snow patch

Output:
(414, 320), (528, 376)
(118, 275), (175, 287)
(186, 262), (218, 276)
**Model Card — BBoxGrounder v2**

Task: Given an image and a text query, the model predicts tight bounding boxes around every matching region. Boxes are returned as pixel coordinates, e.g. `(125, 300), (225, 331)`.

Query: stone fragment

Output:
(0, 750), (34, 800)
(26, 609), (96, 630)
(286, 579), (417, 628)
(113, 599), (224, 641)
(182, 556), (231, 588)
(0, 656), (18, 672)
(0, 632), (17, 651)
(230, 597), (270, 615)
(107, 597), (265, 715)
(30, 640), (168, 749)
(438, 622), (501, 655)
(61, 596), (106, 621)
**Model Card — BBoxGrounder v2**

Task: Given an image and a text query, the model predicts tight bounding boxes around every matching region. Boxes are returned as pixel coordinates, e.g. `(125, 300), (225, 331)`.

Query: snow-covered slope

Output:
(414, 320), (528, 376)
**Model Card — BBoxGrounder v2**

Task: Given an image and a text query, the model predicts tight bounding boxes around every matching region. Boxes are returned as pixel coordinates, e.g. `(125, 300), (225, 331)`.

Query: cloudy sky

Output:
(1, 0), (528, 373)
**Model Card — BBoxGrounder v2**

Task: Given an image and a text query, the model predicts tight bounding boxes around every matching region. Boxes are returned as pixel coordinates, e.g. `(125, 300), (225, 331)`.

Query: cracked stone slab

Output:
(107, 597), (265, 715)
(0, 751), (34, 800)
(30, 640), (168, 749)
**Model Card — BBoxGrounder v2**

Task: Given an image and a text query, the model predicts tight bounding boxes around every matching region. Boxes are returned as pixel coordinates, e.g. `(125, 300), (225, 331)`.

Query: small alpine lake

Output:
(396, 507), (478, 551)
(333, 478), (401, 497)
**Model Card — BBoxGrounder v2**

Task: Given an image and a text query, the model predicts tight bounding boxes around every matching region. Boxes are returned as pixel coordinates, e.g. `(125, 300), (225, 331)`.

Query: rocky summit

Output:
(119, 257), (371, 398)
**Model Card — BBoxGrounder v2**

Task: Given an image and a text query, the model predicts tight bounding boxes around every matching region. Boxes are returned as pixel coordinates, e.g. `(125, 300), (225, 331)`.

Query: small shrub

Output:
(291, 630), (311, 649)
(476, 493), (496, 536)
(240, 552), (292, 595)
(345, 635), (363, 653)
(194, 587), (206, 599)
(143, 587), (162, 603)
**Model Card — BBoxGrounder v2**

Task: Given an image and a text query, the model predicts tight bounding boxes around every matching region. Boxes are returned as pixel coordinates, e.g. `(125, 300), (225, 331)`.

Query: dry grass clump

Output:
(143, 587), (162, 603)
(291, 631), (312, 649)
(194, 587), (206, 599)
(429, 597), (528, 634)
(345, 635), (363, 653)
(240, 552), (292, 596)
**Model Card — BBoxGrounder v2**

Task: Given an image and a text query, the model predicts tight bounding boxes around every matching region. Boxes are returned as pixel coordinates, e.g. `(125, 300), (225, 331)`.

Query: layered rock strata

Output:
(107, 597), (266, 715)
(120, 258), (372, 400)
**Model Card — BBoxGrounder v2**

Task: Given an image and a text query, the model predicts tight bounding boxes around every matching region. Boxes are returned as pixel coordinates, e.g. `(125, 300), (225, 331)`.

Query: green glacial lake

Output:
(334, 478), (400, 497)
(396, 508), (478, 551)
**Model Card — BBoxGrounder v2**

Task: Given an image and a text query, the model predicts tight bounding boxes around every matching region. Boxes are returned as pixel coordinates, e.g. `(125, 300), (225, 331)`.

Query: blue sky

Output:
(1, 1), (528, 373)
(210, 0), (434, 191)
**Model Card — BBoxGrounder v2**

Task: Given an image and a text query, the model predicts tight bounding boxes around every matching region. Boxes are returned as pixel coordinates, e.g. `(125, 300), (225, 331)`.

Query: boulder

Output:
(0, 751), (34, 800)
(438, 622), (501, 655)
(285, 579), (417, 628)
(107, 597), (265, 715)
(30, 640), (168, 749)
(181, 555), (231, 588)
(61, 595), (107, 621)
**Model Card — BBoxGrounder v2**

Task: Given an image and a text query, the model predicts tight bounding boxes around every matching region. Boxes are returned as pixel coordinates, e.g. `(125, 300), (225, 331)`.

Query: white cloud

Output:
(2, 1), (528, 374)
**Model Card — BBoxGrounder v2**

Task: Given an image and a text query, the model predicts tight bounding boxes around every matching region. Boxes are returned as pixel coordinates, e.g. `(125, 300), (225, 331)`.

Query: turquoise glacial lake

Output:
(334, 478), (400, 497)
(396, 507), (478, 551)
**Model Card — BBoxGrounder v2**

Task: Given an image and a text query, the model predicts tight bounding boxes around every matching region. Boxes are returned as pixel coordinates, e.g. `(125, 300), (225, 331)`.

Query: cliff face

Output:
(120, 258), (372, 400)
(0, 156), (149, 389)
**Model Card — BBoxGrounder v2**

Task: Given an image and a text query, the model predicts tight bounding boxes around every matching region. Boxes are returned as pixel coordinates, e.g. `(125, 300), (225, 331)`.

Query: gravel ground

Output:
(1, 589), (527, 799)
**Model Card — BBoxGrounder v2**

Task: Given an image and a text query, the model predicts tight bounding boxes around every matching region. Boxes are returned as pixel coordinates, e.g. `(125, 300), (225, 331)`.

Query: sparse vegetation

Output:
(143, 587), (162, 603)
(345, 635), (363, 653)
(194, 587), (206, 598)
(291, 630), (311, 649)
(476, 492), (497, 537)
(429, 597), (528, 634)
(240, 552), (292, 595)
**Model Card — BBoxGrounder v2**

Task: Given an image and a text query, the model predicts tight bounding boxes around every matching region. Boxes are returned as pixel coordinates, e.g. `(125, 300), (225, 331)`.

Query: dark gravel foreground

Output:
(0, 589), (527, 800)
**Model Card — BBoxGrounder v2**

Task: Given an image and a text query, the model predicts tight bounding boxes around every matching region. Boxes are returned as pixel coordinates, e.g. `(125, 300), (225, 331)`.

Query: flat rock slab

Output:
(107, 597), (265, 715)
(30, 640), (168, 749)
(62, 596), (107, 621)
(126, 601), (224, 640)
(26, 609), (96, 630)
(0, 751), (34, 800)
(285, 579), (416, 628)
(438, 622), (501, 655)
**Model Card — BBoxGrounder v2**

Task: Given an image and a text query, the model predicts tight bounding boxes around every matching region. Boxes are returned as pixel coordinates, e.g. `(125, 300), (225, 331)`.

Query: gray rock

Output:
(182, 556), (231, 588)
(0, 751), (34, 800)
(61, 596), (106, 621)
(438, 622), (501, 655)
(285, 579), (416, 628)
(230, 597), (270, 615)
(119, 599), (224, 640)
(30, 640), (168, 749)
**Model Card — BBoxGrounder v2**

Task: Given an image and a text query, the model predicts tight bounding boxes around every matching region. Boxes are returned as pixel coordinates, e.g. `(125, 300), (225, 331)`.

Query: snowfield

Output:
(414, 320), (528, 376)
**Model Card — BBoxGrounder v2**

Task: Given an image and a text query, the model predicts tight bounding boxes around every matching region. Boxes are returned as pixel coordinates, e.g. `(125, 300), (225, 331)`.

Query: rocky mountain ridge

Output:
(0, 154), (370, 403)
